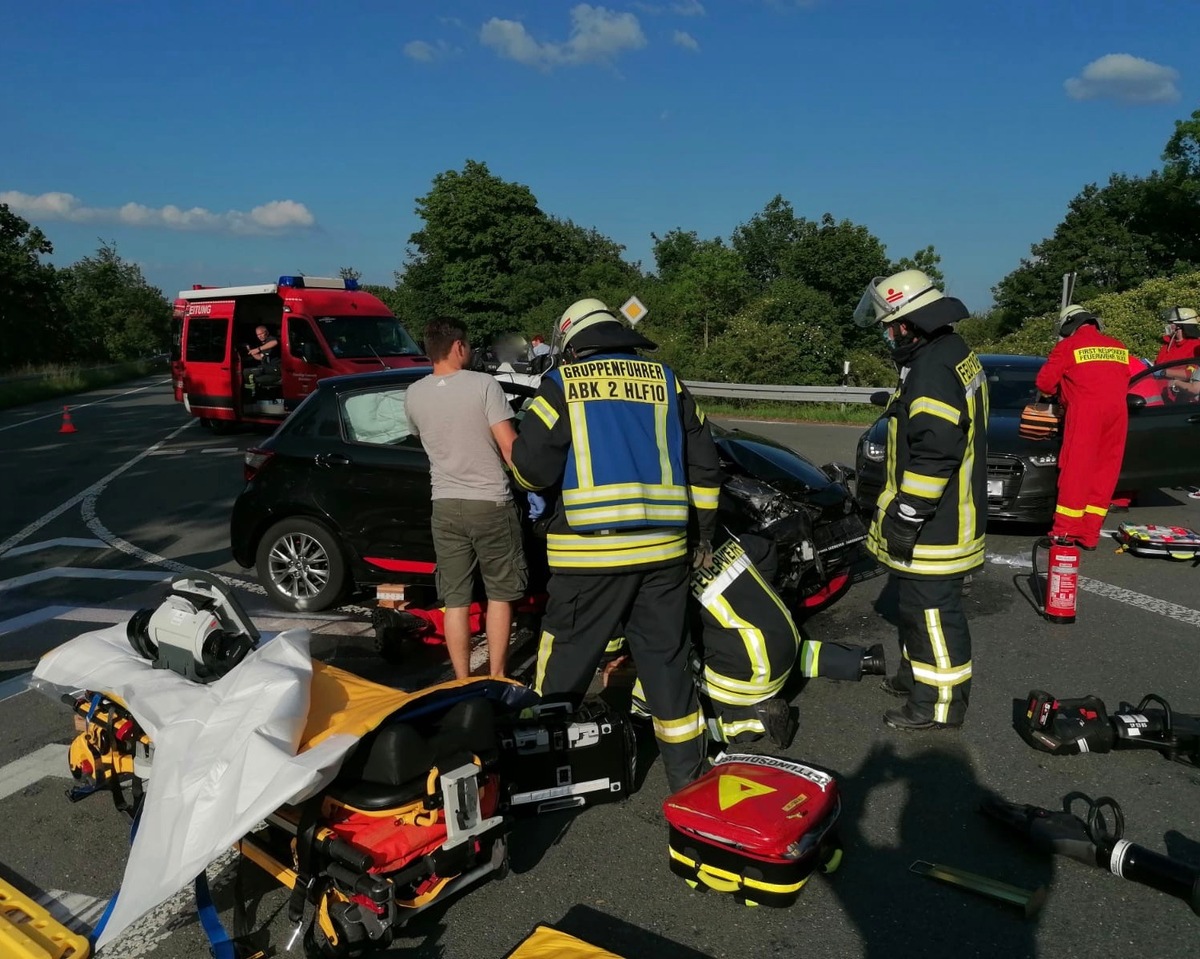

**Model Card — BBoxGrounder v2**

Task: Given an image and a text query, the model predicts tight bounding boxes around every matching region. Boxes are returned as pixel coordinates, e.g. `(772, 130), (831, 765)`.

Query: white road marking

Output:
(0, 673), (33, 703)
(0, 378), (172, 433)
(37, 889), (111, 934)
(0, 605), (74, 636)
(0, 421), (195, 556)
(200, 447), (239, 454)
(0, 567), (169, 593)
(0, 744), (70, 801)
(146, 449), (186, 457)
(987, 551), (1200, 628)
(0, 537), (109, 559)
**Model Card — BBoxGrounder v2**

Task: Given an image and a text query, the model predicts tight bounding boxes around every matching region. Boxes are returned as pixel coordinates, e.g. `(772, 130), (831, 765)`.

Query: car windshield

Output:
(316, 316), (422, 358)
(984, 363), (1044, 411)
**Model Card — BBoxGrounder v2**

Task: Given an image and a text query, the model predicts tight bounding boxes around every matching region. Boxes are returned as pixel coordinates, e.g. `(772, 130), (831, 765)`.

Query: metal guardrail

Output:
(0, 359), (166, 385)
(683, 381), (887, 403)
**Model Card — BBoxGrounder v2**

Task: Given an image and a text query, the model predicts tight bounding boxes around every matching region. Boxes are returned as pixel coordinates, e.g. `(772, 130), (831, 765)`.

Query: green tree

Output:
(891, 244), (945, 288)
(59, 241), (169, 361)
(730, 195), (805, 290)
(0, 203), (65, 368)
(338, 266), (362, 281)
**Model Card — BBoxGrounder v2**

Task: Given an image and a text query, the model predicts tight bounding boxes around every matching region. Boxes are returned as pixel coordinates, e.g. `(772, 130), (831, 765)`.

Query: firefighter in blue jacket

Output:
(853, 270), (988, 731)
(508, 298), (723, 793)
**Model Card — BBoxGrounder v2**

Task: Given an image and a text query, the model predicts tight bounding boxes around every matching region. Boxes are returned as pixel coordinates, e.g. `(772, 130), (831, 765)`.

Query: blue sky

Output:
(2, 0), (1195, 311)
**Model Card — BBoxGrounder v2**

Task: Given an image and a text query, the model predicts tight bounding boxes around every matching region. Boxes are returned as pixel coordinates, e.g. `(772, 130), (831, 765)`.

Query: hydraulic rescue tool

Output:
(981, 793), (1200, 917)
(1018, 689), (1200, 767)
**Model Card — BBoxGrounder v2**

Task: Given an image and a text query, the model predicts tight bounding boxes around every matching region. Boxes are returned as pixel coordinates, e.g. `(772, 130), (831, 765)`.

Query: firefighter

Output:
(507, 298), (723, 793)
(853, 269), (988, 731)
(1156, 306), (1200, 398)
(630, 531), (886, 746)
(1035, 305), (1130, 550)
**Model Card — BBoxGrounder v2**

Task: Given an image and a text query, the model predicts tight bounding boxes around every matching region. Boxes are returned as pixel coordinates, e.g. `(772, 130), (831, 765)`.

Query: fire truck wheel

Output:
(257, 517), (347, 612)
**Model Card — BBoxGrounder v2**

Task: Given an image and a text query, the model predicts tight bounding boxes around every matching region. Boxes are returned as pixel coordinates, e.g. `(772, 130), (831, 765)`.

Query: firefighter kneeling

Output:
(632, 532), (885, 747)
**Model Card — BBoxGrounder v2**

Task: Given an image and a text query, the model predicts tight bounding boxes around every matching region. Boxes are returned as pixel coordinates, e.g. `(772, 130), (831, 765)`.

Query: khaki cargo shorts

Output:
(430, 498), (529, 608)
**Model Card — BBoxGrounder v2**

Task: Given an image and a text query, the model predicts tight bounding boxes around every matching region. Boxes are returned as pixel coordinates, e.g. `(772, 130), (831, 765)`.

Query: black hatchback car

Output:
(854, 353), (1200, 523)
(231, 368), (868, 613)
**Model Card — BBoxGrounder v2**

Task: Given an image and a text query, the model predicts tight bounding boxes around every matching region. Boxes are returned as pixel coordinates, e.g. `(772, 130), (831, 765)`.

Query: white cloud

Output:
(481, 4), (646, 70)
(634, 1), (705, 13)
(673, 30), (699, 52)
(0, 191), (316, 234)
(404, 39), (459, 62)
(1064, 53), (1180, 104)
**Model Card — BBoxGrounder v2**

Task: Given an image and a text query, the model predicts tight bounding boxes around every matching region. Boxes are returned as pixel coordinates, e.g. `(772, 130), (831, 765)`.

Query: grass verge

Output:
(0, 360), (166, 410)
(697, 397), (882, 426)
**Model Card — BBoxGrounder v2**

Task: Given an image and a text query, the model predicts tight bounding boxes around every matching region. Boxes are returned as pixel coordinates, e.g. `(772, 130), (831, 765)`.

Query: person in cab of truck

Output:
(404, 318), (528, 681)
(1035, 305), (1130, 550)
(853, 270), (988, 732)
(244, 325), (279, 364)
(631, 531), (887, 748)
(506, 298), (724, 794)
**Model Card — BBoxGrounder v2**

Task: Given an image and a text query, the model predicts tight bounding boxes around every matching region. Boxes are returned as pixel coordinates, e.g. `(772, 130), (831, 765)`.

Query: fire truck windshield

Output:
(316, 315), (422, 358)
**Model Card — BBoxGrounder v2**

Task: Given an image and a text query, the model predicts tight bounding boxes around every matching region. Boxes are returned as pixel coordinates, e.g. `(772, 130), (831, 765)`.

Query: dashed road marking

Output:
(0, 537), (109, 559)
(0, 567), (169, 593)
(987, 551), (1200, 628)
(0, 744), (70, 801)
(0, 421), (195, 556)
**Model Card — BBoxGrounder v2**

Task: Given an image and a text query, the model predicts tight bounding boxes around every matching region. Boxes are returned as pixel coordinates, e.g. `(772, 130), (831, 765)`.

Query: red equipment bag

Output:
(1116, 523), (1200, 562)
(662, 753), (842, 907)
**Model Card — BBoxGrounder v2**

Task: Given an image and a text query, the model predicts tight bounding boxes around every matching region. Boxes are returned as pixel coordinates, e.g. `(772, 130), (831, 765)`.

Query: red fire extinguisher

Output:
(1032, 536), (1079, 624)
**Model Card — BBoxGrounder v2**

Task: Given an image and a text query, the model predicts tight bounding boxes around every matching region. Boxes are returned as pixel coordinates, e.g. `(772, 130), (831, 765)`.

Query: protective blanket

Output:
(32, 624), (362, 949)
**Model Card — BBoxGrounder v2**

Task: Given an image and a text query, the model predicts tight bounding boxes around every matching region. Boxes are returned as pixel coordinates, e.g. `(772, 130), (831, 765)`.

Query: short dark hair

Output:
(423, 317), (468, 361)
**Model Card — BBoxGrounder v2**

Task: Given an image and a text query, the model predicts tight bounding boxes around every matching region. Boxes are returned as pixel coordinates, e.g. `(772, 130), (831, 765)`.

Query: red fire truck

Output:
(170, 275), (428, 429)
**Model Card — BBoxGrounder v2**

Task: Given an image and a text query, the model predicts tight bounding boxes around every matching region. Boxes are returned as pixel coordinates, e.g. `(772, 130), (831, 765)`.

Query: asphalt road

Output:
(1, 383), (1198, 959)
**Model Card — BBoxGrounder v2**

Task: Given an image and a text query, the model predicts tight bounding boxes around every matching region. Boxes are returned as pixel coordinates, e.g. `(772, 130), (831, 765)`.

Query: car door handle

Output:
(316, 452), (351, 467)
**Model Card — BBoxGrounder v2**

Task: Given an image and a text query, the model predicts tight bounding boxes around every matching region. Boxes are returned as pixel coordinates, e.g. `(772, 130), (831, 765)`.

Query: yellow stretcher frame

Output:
(0, 876), (91, 959)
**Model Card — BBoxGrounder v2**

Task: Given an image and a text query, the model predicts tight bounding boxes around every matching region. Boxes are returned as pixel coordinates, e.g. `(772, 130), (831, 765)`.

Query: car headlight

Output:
(1028, 453), (1058, 467)
(860, 437), (886, 463)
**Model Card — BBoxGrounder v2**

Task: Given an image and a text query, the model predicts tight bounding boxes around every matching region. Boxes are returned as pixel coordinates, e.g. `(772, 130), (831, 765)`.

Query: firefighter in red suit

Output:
(1035, 305), (1130, 550)
(1155, 306), (1200, 399)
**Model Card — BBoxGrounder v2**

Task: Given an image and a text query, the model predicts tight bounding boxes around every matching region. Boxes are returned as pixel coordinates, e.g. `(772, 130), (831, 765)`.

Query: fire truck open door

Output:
(180, 300), (238, 424)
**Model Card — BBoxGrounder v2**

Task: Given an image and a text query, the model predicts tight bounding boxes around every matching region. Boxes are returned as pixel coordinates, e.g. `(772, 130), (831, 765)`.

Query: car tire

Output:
(256, 517), (347, 612)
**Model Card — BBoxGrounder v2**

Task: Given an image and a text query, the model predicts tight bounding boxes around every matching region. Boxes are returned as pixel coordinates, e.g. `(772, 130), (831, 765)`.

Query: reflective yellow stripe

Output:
(568, 401), (593, 488)
(546, 531), (688, 568)
(900, 470), (948, 499)
(717, 717), (765, 739)
(689, 485), (720, 510)
(667, 847), (808, 895)
(702, 667), (786, 706)
(710, 593), (771, 691)
(562, 483), (687, 505)
(799, 640), (820, 678)
(925, 609), (953, 724)
(509, 460), (540, 491)
(653, 710), (705, 743)
(534, 631), (554, 694)
(910, 396), (961, 425)
(528, 396), (558, 430)
(909, 658), (973, 686)
(959, 388), (978, 549)
(1084, 504), (1108, 517)
(1055, 504), (1086, 518)
(656, 401), (673, 487)
(605, 635), (627, 654)
(565, 503), (689, 526)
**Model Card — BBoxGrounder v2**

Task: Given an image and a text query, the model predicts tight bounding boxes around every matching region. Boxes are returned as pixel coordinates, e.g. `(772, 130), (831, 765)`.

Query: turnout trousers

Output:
(1050, 403), (1128, 549)
(535, 564), (706, 793)
(890, 575), (972, 725)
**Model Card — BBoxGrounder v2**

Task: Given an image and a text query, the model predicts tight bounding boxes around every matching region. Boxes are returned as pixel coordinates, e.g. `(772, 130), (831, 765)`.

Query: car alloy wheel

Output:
(256, 517), (347, 612)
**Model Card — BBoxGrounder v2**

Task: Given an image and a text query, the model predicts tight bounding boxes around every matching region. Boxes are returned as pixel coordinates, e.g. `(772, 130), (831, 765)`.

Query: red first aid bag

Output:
(662, 753), (842, 907)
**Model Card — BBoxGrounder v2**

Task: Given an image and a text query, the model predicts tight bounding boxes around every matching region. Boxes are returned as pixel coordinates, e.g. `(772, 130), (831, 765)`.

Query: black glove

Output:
(880, 499), (925, 563)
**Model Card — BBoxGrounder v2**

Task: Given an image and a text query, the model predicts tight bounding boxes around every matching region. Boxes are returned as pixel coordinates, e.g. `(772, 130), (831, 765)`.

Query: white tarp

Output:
(32, 624), (363, 949)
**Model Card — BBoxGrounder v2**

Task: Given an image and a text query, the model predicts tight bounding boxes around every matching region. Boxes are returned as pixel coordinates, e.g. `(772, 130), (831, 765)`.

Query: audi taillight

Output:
(243, 448), (274, 482)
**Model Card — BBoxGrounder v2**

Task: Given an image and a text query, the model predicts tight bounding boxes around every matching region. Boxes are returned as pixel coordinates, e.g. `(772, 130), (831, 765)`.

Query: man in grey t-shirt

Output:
(405, 318), (528, 679)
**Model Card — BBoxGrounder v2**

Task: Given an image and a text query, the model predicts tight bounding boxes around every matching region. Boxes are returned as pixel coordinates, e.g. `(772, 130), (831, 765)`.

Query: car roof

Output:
(978, 353), (1045, 369)
(319, 367), (433, 392)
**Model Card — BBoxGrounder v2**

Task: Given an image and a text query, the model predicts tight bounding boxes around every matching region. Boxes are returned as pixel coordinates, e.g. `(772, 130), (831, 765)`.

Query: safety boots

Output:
(859, 644), (887, 679)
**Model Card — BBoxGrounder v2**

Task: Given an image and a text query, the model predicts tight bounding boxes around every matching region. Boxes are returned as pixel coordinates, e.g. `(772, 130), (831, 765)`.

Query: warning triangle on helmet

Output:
(718, 774), (776, 811)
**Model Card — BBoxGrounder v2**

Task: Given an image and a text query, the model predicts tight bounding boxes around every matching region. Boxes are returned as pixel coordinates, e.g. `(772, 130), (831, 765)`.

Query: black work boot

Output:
(879, 676), (909, 698)
(755, 698), (798, 749)
(859, 644), (887, 679)
(883, 703), (963, 731)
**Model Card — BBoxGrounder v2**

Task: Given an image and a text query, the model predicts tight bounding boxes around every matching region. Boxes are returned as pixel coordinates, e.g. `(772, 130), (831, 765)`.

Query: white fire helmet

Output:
(853, 270), (945, 328)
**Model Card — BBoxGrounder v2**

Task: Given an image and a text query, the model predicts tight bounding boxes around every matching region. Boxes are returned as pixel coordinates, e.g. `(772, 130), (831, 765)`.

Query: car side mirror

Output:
(869, 390), (891, 408)
(1126, 393), (1146, 411)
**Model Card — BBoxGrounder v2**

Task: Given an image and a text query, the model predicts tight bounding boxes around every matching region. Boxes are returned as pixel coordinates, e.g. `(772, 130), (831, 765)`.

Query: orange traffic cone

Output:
(59, 406), (77, 434)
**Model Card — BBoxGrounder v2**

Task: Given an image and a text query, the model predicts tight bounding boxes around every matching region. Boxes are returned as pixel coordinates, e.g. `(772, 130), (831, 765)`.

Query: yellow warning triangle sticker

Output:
(718, 774), (776, 811)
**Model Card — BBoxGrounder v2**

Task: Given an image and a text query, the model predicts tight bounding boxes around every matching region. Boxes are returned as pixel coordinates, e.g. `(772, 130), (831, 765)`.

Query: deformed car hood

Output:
(711, 425), (846, 508)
